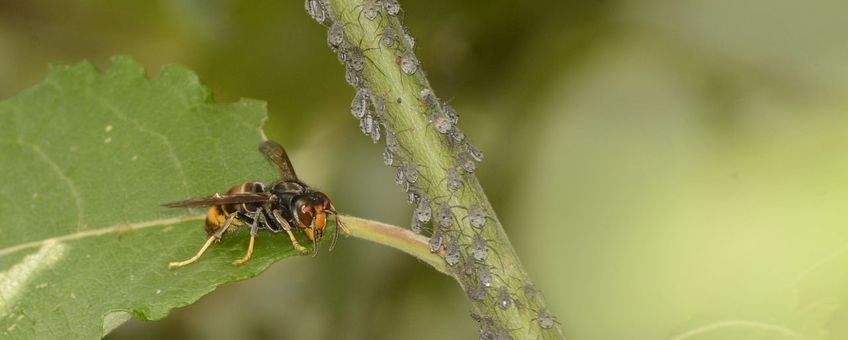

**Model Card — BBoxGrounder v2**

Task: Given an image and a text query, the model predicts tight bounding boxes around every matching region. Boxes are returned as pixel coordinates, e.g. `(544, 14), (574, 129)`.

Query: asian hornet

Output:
(163, 140), (347, 268)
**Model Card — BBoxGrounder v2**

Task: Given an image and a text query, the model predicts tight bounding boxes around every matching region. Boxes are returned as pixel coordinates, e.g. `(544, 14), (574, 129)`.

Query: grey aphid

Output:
(477, 317), (494, 340)
(415, 198), (431, 223)
(363, 0), (379, 20)
(468, 205), (486, 229)
(305, 0), (326, 24)
(436, 202), (454, 229)
(350, 89), (369, 119)
(336, 47), (349, 63)
(371, 95), (386, 117)
(493, 327), (514, 340)
(403, 27), (415, 49)
(443, 104), (459, 125)
(345, 65), (361, 87)
(432, 112), (452, 134)
(400, 178), (415, 194)
(399, 180), (410, 195)
(468, 283), (487, 301)
(420, 88), (437, 108)
(428, 228), (443, 253)
(466, 143), (484, 162)
(459, 152), (476, 173)
(383, 0), (400, 16)
(449, 126), (465, 143)
(471, 234), (488, 261)
(444, 239), (460, 266)
(537, 310), (555, 330)
(462, 254), (476, 276)
(385, 131), (399, 152)
(395, 166), (405, 186)
(348, 46), (365, 72)
(406, 186), (420, 202)
(370, 121), (381, 143)
(383, 148), (394, 166)
(446, 168), (463, 193)
(359, 114), (374, 135)
(478, 265), (493, 288)
(381, 27), (396, 48)
(399, 51), (419, 75)
(402, 163), (418, 183)
(497, 287), (512, 310)
(411, 214), (423, 234)
(327, 22), (344, 48)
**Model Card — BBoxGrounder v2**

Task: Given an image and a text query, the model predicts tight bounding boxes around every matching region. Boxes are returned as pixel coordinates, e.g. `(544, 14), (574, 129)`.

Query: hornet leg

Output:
(272, 209), (309, 254)
(169, 213), (237, 269)
(233, 211), (261, 265)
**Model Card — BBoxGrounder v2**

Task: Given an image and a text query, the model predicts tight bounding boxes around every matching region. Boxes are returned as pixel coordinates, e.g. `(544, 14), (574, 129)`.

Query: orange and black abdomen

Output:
(204, 181), (267, 236)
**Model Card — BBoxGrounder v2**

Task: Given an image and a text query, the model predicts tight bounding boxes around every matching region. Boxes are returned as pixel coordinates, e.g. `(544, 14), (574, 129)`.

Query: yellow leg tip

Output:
(168, 261), (189, 269)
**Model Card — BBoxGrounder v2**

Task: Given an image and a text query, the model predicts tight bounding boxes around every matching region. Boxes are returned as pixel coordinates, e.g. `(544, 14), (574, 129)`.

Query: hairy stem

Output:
(307, 0), (564, 338)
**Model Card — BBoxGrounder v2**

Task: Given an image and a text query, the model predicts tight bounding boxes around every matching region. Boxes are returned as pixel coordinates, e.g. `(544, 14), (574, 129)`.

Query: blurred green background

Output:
(2, 0), (847, 339)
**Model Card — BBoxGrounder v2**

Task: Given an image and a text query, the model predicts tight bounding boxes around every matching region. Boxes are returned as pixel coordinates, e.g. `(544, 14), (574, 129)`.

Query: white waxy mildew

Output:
(0, 241), (67, 317)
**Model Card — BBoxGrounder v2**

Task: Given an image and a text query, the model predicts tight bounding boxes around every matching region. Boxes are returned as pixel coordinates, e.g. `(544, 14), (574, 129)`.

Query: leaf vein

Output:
(84, 90), (191, 197)
(2, 139), (85, 230)
(0, 215), (204, 258)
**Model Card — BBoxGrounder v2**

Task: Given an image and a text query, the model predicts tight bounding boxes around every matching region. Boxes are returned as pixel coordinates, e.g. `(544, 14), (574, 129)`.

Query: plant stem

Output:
(341, 215), (450, 276)
(308, 0), (564, 338)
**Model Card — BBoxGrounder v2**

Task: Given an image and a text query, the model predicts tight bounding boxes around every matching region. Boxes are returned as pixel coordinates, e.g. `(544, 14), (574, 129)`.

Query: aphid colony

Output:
(306, 0), (557, 336)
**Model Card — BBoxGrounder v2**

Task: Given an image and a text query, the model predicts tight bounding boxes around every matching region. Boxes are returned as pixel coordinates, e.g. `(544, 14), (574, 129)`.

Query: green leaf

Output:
(0, 56), (313, 339)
